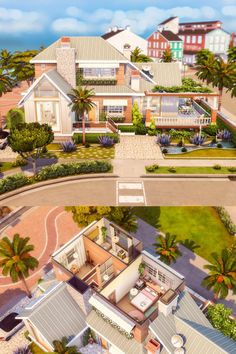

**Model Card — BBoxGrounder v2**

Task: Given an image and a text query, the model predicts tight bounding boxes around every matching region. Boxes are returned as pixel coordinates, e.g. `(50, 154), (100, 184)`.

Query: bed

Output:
(131, 286), (159, 312)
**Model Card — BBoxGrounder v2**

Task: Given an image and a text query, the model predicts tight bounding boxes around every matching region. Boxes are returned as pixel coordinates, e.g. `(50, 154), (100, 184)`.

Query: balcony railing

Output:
(153, 116), (211, 127)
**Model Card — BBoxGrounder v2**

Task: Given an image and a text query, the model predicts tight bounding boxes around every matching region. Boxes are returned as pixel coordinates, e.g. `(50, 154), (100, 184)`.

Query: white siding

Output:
(205, 29), (230, 55)
(106, 29), (148, 55)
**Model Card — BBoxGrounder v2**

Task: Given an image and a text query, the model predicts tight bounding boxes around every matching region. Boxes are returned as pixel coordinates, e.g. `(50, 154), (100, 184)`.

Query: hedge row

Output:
(73, 133), (119, 144)
(118, 125), (136, 132)
(0, 161), (112, 195)
(215, 207), (236, 235)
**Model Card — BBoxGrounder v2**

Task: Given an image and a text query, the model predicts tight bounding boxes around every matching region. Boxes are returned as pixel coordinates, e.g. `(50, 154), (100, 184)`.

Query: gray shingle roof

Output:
(46, 70), (72, 96)
(32, 37), (129, 63)
(150, 291), (236, 354)
(19, 283), (87, 347)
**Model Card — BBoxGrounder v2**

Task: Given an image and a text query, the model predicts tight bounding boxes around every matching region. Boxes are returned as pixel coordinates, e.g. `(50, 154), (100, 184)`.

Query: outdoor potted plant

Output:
(138, 262), (146, 278)
(101, 226), (107, 242)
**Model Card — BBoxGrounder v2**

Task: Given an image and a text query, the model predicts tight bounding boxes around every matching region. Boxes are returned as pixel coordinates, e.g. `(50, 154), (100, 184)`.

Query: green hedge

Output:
(216, 116), (236, 146)
(73, 133), (119, 144)
(0, 161), (112, 195)
(215, 206), (236, 235)
(6, 108), (25, 129)
(118, 125), (136, 132)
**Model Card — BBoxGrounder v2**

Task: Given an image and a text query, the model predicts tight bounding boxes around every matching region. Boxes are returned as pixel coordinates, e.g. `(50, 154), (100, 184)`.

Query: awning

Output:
(79, 63), (119, 68)
(103, 99), (128, 106)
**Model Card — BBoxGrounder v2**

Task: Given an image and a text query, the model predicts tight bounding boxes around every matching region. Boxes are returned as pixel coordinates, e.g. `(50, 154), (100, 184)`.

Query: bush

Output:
(98, 135), (115, 147)
(217, 129), (231, 141)
(217, 143), (223, 148)
(34, 161), (112, 182)
(12, 156), (28, 167)
(99, 111), (107, 122)
(213, 164), (221, 170)
(168, 167), (176, 173)
(84, 142), (90, 148)
(211, 138), (217, 144)
(13, 347), (32, 354)
(147, 118), (157, 136)
(110, 116), (125, 123)
(157, 134), (171, 146)
(169, 129), (192, 139)
(217, 116), (236, 146)
(82, 328), (97, 346)
(162, 148), (168, 154)
(228, 166), (236, 172)
(146, 164), (159, 172)
(203, 124), (217, 136)
(207, 304), (236, 341)
(118, 125), (136, 133)
(135, 123), (147, 135)
(181, 147), (187, 152)
(61, 140), (77, 153)
(215, 207), (236, 235)
(73, 133), (119, 144)
(0, 174), (30, 195)
(6, 108), (25, 129)
(190, 133), (206, 146)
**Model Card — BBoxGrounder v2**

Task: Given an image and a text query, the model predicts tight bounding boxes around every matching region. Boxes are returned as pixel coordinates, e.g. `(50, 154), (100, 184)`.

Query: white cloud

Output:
(222, 5), (236, 16)
(52, 5), (218, 35)
(0, 7), (46, 34)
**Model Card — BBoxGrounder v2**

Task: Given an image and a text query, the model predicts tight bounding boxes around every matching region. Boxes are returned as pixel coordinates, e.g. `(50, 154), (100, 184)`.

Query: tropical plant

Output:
(7, 122), (54, 174)
(132, 102), (143, 126)
(13, 347), (32, 354)
(147, 117), (157, 136)
(11, 50), (39, 86)
(109, 207), (138, 233)
(181, 239), (200, 251)
(153, 233), (182, 265)
(98, 135), (115, 147)
(0, 234), (39, 297)
(156, 134), (171, 146)
(6, 108), (25, 129)
(207, 304), (236, 340)
(161, 47), (173, 62)
(53, 337), (80, 354)
(61, 140), (77, 153)
(190, 133), (206, 146)
(82, 328), (97, 346)
(201, 249), (236, 300)
(131, 47), (152, 62)
(68, 87), (96, 145)
(0, 68), (14, 96)
(217, 129), (231, 141)
(196, 49), (213, 66)
(228, 46), (236, 63)
(138, 262), (146, 277)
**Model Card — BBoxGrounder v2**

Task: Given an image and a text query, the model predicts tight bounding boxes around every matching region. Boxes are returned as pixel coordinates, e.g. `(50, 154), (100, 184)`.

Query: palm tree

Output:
(161, 48), (173, 63)
(68, 87), (96, 145)
(0, 69), (13, 96)
(153, 233), (182, 265)
(109, 207), (138, 233)
(201, 249), (236, 301)
(131, 47), (152, 63)
(0, 234), (39, 298)
(53, 337), (80, 354)
(0, 49), (14, 72)
(196, 51), (216, 85)
(228, 47), (236, 63)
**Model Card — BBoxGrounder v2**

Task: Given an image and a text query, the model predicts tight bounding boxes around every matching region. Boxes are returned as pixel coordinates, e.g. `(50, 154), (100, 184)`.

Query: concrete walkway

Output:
(134, 218), (236, 315)
(115, 135), (163, 159)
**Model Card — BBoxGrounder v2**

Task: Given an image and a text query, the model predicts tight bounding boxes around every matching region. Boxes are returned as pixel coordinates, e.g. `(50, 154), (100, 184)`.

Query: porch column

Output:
(211, 96), (218, 123)
(146, 96), (152, 123)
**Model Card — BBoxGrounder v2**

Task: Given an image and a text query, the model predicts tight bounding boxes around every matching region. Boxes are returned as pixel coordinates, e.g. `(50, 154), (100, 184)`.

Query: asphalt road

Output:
(1, 177), (236, 205)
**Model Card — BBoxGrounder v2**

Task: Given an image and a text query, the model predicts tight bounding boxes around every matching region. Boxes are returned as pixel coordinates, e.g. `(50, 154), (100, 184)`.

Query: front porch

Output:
(73, 118), (118, 133)
(152, 116), (211, 127)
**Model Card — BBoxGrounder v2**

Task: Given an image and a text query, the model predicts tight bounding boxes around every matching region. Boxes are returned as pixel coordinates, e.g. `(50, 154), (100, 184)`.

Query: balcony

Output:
(153, 116), (212, 127)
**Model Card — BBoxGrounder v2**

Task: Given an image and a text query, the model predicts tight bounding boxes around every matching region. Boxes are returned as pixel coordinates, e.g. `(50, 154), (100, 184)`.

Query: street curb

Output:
(141, 174), (236, 179)
(0, 173), (118, 202)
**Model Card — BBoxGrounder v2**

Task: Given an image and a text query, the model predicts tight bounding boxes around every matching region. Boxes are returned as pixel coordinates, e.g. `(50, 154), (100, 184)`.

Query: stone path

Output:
(115, 135), (163, 160)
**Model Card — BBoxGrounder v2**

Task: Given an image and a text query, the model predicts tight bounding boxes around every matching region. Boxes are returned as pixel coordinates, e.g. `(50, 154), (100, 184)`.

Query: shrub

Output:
(118, 125), (136, 133)
(99, 111), (107, 122)
(228, 166), (236, 172)
(217, 116), (236, 146)
(215, 207), (236, 235)
(135, 123), (147, 135)
(132, 102), (143, 126)
(146, 164), (159, 172)
(162, 148), (168, 154)
(73, 133), (119, 144)
(82, 328), (97, 346)
(190, 133), (206, 146)
(12, 156), (28, 167)
(0, 174), (30, 195)
(84, 142), (90, 148)
(13, 347), (32, 354)
(217, 143), (223, 148)
(110, 116), (125, 123)
(98, 135), (115, 147)
(213, 164), (221, 170)
(168, 167), (176, 173)
(169, 129), (192, 139)
(207, 304), (236, 341)
(156, 134), (171, 146)
(61, 140), (77, 153)
(6, 108), (25, 129)
(211, 138), (217, 144)
(147, 118), (157, 136)
(181, 147), (187, 152)
(203, 124), (217, 136)
(217, 129), (231, 141)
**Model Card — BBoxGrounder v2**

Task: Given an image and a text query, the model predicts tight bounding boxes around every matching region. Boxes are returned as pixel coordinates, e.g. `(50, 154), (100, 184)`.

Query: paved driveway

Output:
(134, 218), (236, 315)
(115, 135), (163, 159)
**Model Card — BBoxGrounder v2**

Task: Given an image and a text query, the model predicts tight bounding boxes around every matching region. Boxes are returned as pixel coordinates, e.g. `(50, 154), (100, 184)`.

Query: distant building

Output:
(102, 26), (148, 55)
(147, 29), (183, 61)
(230, 33), (236, 48)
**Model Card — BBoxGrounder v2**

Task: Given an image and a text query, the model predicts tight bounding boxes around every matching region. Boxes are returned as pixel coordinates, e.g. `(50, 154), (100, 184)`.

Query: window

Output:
(35, 78), (59, 98)
(83, 68), (116, 78)
(215, 36), (219, 43)
(192, 36), (196, 44)
(197, 36), (202, 44)
(66, 249), (76, 264)
(148, 42), (151, 48)
(186, 36), (191, 44)
(36, 101), (60, 131)
(158, 271), (171, 285)
(40, 64), (46, 69)
(144, 263), (157, 277)
(156, 42), (159, 49)
(161, 42), (164, 49)
(106, 106), (123, 115)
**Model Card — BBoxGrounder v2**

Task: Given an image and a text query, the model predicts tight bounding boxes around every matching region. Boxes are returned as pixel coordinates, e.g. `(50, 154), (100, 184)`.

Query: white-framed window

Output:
(192, 36), (196, 44)
(161, 42), (164, 49)
(144, 263), (157, 277)
(220, 36), (225, 43)
(156, 50), (158, 57)
(186, 36), (191, 43)
(220, 44), (224, 52)
(83, 68), (116, 78)
(36, 101), (60, 131)
(197, 36), (202, 44)
(40, 64), (46, 69)
(158, 271), (171, 285)
(156, 42), (159, 49)
(209, 36), (213, 44)
(148, 42), (151, 48)
(106, 106), (123, 115)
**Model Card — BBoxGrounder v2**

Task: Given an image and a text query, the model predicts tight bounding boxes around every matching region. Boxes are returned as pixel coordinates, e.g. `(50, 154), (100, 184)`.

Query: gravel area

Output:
(115, 136), (163, 159)
(0, 327), (29, 354)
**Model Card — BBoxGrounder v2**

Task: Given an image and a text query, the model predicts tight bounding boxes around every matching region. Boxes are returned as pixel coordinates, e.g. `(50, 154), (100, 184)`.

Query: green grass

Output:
(29, 342), (55, 354)
(134, 207), (233, 261)
(0, 162), (20, 172)
(166, 148), (236, 158)
(48, 144), (115, 160)
(146, 166), (236, 174)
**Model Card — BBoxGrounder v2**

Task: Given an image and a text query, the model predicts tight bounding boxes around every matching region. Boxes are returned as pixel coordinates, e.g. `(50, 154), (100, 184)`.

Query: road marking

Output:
(119, 196), (144, 203)
(116, 180), (146, 205)
(118, 182), (143, 190)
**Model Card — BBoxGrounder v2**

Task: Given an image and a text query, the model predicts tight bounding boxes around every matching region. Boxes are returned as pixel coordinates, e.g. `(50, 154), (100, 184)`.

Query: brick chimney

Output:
(56, 37), (76, 87)
(131, 70), (141, 92)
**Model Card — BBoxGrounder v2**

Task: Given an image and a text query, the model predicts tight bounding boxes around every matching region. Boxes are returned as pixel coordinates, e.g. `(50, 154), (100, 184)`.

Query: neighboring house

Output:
(147, 30), (183, 61)
(230, 33), (236, 48)
(102, 25), (148, 55)
(18, 218), (236, 354)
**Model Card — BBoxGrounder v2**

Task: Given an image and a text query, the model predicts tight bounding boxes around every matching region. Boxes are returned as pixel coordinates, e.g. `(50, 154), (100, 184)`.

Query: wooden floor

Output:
(78, 263), (95, 278)
(116, 294), (137, 314)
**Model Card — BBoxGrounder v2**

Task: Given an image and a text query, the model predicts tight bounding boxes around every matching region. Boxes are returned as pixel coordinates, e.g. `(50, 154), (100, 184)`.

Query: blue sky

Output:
(0, 0), (236, 51)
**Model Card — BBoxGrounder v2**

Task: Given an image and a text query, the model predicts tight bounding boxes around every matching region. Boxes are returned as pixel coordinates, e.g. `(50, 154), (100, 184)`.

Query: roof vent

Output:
(126, 25), (131, 31)
(171, 334), (184, 348)
(174, 348), (185, 354)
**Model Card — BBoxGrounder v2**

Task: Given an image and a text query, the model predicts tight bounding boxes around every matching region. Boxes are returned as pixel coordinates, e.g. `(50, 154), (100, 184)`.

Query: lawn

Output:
(0, 161), (22, 173)
(48, 144), (115, 160)
(29, 342), (55, 354)
(134, 207), (233, 261)
(146, 166), (236, 174)
(165, 148), (236, 159)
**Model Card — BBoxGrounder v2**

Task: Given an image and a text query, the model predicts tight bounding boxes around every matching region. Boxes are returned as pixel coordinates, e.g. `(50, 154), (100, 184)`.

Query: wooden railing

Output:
(106, 117), (118, 133)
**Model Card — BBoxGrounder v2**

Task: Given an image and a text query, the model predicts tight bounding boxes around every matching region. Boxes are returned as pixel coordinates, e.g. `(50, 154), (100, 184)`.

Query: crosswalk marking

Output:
(116, 181), (146, 205)
(118, 182), (143, 190)
(119, 195), (145, 203)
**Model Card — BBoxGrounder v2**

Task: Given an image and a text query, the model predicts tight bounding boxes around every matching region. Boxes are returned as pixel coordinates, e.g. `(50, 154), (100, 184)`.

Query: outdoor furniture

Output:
(117, 249), (126, 260)
(135, 279), (145, 290)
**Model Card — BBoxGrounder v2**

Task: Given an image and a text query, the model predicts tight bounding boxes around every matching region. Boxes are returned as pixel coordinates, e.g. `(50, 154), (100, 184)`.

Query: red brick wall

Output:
(147, 32), (169, 58)
(116, 64), (125, 85)
(34, 63), (57, 78)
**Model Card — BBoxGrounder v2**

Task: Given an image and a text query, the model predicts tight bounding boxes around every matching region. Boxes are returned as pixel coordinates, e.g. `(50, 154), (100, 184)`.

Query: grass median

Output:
(146, 165), (236, 174)
(165, 148), (236, 159)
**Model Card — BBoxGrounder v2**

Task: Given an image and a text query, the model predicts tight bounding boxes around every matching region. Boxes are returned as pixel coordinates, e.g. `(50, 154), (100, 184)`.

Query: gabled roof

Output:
(180, 20), (222, 25)
(160, 30), (182, 42)
(178, 28), (213, 35)
(159, 17), (178, 25)
(18, 283), (87, 348)
(31, 37), (129, 63)
(150, 291), (236, 354)
(102, 29), (124, 40)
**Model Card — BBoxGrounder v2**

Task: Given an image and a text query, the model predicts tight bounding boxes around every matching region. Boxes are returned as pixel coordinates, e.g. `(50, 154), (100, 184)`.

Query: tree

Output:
(228, 47), (236, 63)
(207, 304), (236, 340)
(196, 49), (213, 66)
(11, 50), (40, 86)
(6, 108), (25, 129)
(7, 122), (54, 174)
(132, 102), (143, 126)
(161, 48), (173, 62)
(66, 206), (138, 233)
(0, 49), (14, 73)
(68, 87), (96, 145)
(53, 337), (80, 354)
(131, 47), (152, 63)
(0, 234), (38, 298)
(153, 233), (182, 265)
(147, 117), (157, 136)
(201, 249), (236, 301)
(0, 68), (13, 97)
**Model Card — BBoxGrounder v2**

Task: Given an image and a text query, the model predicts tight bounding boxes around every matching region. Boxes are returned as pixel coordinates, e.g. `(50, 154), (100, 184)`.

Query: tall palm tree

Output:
(0, 69), (13, 96)
(53, 337), (79, 354)
(201, 249), (236, 301)
(68, 87), (96, 145)
(0, 49), (14, 72)
(131, 47), (152, 63)
(0, 234), (39, 298)
(196, 52), (216, 85)
(153, 233), (182, 265)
